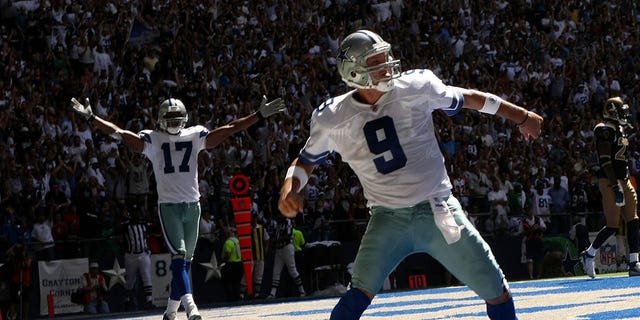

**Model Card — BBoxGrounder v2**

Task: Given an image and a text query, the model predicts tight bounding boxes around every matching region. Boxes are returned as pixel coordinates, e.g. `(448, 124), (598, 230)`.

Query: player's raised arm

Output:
(71, 97), (144, 152)
(205, 95), (285, 149)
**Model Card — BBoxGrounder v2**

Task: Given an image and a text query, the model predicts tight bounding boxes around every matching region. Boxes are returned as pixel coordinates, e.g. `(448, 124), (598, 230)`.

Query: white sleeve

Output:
(298, 113), (333, 166)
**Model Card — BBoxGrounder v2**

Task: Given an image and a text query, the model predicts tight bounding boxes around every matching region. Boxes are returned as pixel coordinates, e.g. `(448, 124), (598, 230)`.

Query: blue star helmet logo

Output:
(338, 46), (352, 64)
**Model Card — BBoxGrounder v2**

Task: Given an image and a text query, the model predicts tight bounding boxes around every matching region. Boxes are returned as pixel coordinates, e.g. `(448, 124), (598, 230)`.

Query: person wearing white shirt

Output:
(31, 212), (55, 261)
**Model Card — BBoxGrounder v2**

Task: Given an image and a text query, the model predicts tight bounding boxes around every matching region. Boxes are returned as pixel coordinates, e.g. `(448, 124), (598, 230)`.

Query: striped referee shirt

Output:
(122, 219), (148, 254)
(274, 218), (293, 249)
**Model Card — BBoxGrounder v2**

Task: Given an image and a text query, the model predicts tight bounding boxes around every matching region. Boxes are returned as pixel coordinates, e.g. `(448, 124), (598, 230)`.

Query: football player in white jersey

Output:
(71, 96), (285, 320)
(278, 30), (543, 320)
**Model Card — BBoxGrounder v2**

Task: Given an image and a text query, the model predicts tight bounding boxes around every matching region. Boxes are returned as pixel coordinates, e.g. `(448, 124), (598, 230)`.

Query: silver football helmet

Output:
(158, 98), (188, 134)
(337, 30), (401, 92)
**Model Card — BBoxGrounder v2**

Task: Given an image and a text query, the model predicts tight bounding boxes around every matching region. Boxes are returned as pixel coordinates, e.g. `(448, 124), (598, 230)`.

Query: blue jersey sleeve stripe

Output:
(199, 130), (208, 138)
(444, 90), (464, 116)
(140, 132), (151, 143)
(447, 90), (464, 111)
(300, 150), (329, 165)
(299, 156), (326, 166)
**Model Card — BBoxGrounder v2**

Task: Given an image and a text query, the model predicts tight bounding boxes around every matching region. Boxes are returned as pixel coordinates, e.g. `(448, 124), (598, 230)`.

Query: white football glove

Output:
(71, 97), (94, 121)
(258, 95), (286, 118)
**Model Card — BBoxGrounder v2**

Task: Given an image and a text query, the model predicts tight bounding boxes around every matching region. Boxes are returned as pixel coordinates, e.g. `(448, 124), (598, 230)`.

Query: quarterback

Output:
(279, 29), (543, 320)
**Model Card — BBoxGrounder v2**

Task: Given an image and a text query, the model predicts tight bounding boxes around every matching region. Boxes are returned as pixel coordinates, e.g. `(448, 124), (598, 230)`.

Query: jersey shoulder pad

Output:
(594, 123), (616, 140)
(395, 69), (436, 89)
(139, 129), (154, 143)
(181, 125), (209, 138)
(313, 91), (353, 128)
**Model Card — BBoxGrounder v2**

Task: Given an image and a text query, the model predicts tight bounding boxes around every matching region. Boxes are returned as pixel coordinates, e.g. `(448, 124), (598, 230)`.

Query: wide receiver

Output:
(72, 95), (284, 320)
(278, 29), (543, 320)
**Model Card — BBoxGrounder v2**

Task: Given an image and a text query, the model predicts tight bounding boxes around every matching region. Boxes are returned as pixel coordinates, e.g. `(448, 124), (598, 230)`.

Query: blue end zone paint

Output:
(267, 274), (640, 319)
(98, 273), (639, 319)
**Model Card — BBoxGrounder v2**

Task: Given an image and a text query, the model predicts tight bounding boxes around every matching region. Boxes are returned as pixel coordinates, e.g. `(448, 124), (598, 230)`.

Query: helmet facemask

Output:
(603, 97), (632, 128)
(338, 30), (402, 92)
(361, 53), (401, 92)
(158, 99), (188, 134)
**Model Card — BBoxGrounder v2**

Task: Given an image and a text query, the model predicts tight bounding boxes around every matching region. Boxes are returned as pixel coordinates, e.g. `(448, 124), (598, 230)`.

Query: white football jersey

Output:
(140, 125), (209, 203)
(301, 69), (463, 208)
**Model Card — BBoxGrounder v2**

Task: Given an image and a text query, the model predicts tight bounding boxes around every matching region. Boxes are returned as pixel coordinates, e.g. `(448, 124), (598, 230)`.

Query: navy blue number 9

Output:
(363, 116), (407, 174)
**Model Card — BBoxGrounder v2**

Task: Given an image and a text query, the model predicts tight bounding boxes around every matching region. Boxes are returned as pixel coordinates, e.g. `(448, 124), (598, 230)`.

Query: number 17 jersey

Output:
(299, 69), (463, 208)
(140, 126), (209, 204)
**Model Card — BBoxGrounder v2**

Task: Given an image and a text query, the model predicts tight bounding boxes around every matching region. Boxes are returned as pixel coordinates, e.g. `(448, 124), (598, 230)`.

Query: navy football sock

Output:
(170, 259), (189, 300)
(627, 219), (639, 254)
(486, 296), (518, 320)
(330, 288), (371, 320)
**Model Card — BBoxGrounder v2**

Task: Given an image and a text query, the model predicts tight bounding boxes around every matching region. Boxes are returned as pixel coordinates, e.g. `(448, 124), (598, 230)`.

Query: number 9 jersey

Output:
(140, 125), (209, 203)
(299, 69), (463, 208)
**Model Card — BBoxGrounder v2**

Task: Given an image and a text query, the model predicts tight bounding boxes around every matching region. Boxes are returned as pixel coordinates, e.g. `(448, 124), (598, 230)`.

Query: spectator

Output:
(439, 127), (457, 169)
(451, 171), (470, 209)
(196, 210), (216, 260)
(45, 180), (70, 216)
(487, 176), (510, 235)
(126, 153), (151, 214)
(530, 182), (552, 223)
(30, 211), (55, 261)
(547, 175), (570, 235)
(51, 211), (67, 258)
(507, 182), (526, 217)
(311, 199), (330, 242)
(519, 202), (547, 279)
(62, 204), (82, 258)
(6, 243), (32, 320)
(87, 157), (105, 188)
(1, 202), (19, 249)
(81, 262), (110, 314)
(570, 175), (589, 216)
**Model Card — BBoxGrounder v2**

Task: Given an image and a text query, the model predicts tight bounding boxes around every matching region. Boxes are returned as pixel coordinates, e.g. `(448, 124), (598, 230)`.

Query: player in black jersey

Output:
(581, 97), (640, 278)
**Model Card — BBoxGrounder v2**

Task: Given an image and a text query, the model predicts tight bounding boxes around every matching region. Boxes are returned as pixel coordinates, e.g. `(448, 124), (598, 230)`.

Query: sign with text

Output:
(38, 258), (87, 315)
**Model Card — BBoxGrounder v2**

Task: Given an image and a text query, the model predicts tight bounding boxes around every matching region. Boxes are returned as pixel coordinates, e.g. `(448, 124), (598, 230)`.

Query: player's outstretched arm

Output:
(279, 160), (315, 218)
(460, 89), (544, 140)
(71, 97), (144, 152)
(206, 95), (285, 149)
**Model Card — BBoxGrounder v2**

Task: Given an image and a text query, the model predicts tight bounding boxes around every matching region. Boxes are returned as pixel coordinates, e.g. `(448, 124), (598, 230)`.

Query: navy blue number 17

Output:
(363, 116), (407, 174)
(161, 141), (193, 174)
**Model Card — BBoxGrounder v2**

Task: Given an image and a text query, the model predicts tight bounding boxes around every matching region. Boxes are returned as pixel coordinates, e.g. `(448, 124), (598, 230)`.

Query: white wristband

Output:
(479, 94), (501, 114)
(285, 166), (309, 193)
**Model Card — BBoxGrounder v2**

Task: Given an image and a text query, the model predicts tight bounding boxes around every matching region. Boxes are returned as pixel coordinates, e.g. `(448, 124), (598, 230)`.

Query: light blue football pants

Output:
(350, 195), (508, 300)
(158, 201), (201, 262)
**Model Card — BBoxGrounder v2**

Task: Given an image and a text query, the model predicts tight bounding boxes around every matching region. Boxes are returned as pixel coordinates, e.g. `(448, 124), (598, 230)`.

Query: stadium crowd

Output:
(0, 0), (640, 302)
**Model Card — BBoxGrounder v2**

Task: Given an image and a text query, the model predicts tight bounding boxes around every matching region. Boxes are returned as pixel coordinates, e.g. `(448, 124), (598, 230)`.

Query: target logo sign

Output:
(229, 174), (250, 195)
